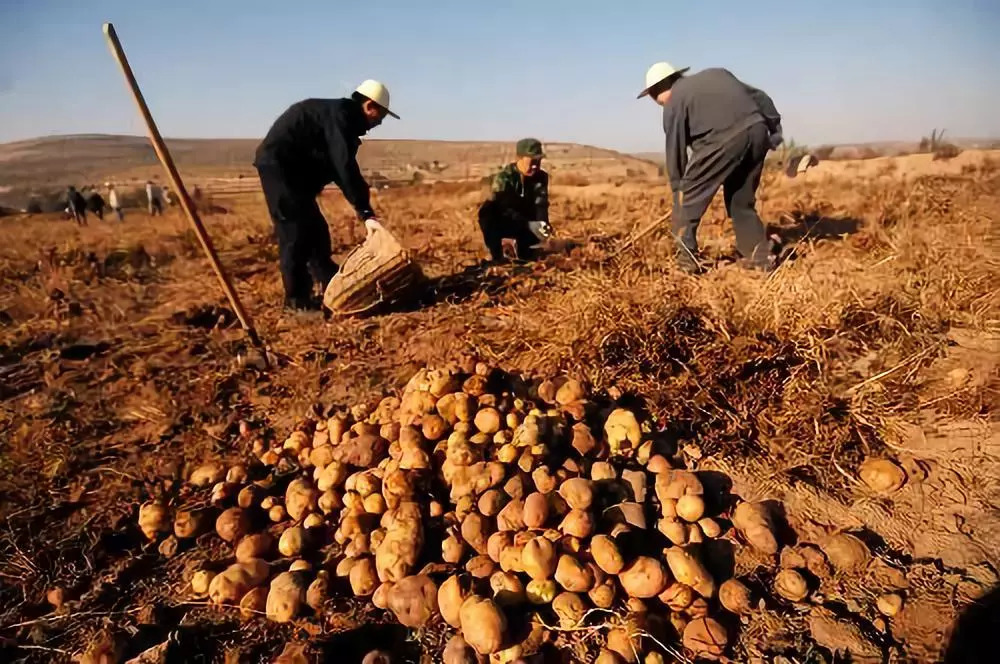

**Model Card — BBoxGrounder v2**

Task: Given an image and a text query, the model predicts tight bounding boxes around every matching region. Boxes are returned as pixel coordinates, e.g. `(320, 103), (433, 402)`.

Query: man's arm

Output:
(745, 84), (781, 131)
(532, 172), (549, 223)
(663, 104), (688, 193)
(324, 108), (375, 219)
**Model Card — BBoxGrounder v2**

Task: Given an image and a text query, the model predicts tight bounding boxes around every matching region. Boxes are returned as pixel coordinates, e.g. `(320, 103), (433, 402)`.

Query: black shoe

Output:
(283, 295), (320, 312)
(674, 252), (706, 275)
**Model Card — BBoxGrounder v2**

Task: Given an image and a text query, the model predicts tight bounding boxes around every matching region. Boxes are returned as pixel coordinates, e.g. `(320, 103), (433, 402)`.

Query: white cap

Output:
(637, 62), (690, 99)
(354, 79), (399, 119)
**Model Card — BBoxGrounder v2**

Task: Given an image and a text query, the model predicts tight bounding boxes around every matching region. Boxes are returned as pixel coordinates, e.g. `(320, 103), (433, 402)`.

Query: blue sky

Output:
(1, 0), (998, 152)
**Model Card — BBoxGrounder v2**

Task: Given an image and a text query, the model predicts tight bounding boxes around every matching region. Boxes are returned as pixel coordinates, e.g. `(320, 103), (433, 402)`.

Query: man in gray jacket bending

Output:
(638, 62), (782, 273)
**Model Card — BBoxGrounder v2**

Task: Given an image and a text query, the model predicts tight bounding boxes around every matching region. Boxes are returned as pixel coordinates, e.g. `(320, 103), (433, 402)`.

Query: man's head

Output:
(515, 138), (545, 176)
(352, 79), (400, 129)
(637, 61), (689, 106)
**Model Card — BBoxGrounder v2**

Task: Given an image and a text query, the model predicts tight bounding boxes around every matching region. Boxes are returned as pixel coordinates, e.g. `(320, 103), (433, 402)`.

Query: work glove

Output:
(364, 217), (384, 239)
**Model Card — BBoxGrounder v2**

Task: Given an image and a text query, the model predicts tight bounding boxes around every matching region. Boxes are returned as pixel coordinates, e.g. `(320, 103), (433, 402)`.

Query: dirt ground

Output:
(1, 153), (998, 663)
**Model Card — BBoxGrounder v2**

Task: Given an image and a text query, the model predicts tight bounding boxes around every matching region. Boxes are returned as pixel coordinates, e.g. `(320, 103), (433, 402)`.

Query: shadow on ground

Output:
(944, 583), (1000, 663)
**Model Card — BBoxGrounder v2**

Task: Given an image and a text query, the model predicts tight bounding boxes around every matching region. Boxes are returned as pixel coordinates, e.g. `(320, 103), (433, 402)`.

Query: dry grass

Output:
(0, 153), (998, 662)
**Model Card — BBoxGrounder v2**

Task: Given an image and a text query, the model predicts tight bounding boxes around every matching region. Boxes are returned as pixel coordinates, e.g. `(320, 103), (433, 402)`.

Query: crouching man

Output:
(478, 138), (552, 263)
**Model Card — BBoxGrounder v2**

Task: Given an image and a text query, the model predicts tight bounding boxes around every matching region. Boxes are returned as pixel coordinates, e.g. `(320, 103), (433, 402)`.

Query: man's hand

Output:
(364, 217), (384, 239)
(529, 220), (553, 241)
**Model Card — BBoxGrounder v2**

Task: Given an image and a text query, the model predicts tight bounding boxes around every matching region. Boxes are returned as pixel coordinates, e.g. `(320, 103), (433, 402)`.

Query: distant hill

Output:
(0, 134), (659, 207)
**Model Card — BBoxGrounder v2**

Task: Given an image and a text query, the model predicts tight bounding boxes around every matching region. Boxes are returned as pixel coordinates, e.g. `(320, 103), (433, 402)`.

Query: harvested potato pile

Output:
(137, 364), (898, 661)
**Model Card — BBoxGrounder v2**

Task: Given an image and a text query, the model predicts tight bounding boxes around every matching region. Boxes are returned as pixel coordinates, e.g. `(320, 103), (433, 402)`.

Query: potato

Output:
(463, 374), (489, 397)
(487, 531), (513, 563)
(664, 547), (714, 598)
(336, 557), (357, 578)
(355, 472), (382, 498)
(349, 557), (378, 596)
(824, 533), (871, 572)
(138, 501), (169, 541)
(605, 409), (641, 455)
(555, 554), (594, 593)
(522, 537), (557, 580)
(438, 574), (472, 628)
(285, 479), (319, 522)
(215, 507), (249, 543)
(498, 544), (524, 574)
(443, 532), (466, 564)
(279, 526), (307, 557)
(474, 408), (502, 435)
(386, 574), (439, 627)
(660, 498), (677, 519)
(259, 449), (280, 466)
(462, 512), (492, 555)
(675, 495), (705, 523)
(208, 559), (269, 604)
(467, 555), (497, 579)
(531, 466), (557, 494)
(732, 501), (778, 555)
(443, 635), (481, 664)
(522, 492), (549, 529)
(173, 508), (208, 539)
(687, 596), (709, 618)
(877, 592), (903, 617)
(269, 505), (288, 523)
(496, 500), (525, 532)
(282, 431), (310, 453)
(596, 650), (626, 664)
(478, 490), (506, 517)
(606, 628), (639, 664)
(775, 569), (809, 602)
(236, 533), (274, 562)
(559, 478), (594, 511)
(191, 569), (215, 596)
(239, 586), (268, 620)
(658, 582), (694, 611)
(589, 578), (617, 609)
(310, 445), (336, 470)
(859, 458), (906, 493)
(422, 415), (449, 442)
(559, 510), (594, 539)
(589, 462), (616, 481)
(237, 485), (262, 510)
(460, 596), (507, 655)
(658, 518), (688, 546)
(569, 423), (597, 457)
(682, 617), (727, 657)
(586, 535), (621, 575)
(333, 434), (390, 468)
(496, 444), (518, 464)
(618, 556), (668, 599)
(364, 493), (387, 515)
(697, 517), (722, 539)
(210, 481), (237, 506)
(265, 570), (307, 623)
(303, 513), (324, 529)
(317, 462), (348, 492)
(345, 534), (371, 558)
(189, 462), (225, 487)
(687, 523), (704, 545)
(370, 582), (394, 610)
(490, 571), (525, 607)
(719, 578), (752, 615)
(524, 578), (556, 605)
(289, 559), (311, 573)
(552, 591), (587, 628)
(375, 503), (424, 582)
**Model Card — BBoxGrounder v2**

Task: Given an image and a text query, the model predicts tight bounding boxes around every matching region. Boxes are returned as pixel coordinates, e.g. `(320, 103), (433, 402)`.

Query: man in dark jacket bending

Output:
(254, 79), (399, 310)
(638, 62), (782, 273)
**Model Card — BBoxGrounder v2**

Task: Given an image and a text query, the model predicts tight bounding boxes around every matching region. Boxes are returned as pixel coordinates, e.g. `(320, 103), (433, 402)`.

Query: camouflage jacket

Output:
(487, 163), (549, 223)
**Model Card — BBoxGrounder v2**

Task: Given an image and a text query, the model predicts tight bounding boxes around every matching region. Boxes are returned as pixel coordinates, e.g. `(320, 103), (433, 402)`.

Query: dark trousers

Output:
(477, 201), (539, 261)
(672, 121), (770, 265)
(257, 165), (338, 302)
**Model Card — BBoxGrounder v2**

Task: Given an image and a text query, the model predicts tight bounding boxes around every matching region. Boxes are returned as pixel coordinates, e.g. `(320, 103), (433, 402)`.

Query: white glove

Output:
(364, 217), (384, 238)
(529, 220), (553, 241)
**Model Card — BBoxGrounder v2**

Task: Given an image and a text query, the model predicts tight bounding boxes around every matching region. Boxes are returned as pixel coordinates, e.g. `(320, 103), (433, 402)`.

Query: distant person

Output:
(161, 185), (173, 206)
(477, 138), (552, 263)
(638, 62), (783, 273)
(146, 181), (163, 216)
(86, 191), (106, 221)
(253, 79), (399, 311)
(66, 186), (87, 226)
(106, 182), (124, 221)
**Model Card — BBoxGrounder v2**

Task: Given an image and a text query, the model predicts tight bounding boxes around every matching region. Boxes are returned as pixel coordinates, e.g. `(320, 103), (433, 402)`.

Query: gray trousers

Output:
(672, 121), (770, 264)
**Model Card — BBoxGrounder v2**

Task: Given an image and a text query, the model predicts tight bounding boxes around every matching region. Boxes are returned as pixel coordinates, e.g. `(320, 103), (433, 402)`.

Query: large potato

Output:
(665, 547), (715, 598)
(460, 596), (507, 655)
(496, 500), (525, 532)
(208, 559), (269, 605)
(266, 571), (307, 623)
(559, 478), (594, 510)
(307, 571), (329, 611)
(591, 535), (625, 575)
(215, 507), (250, 543)
(555, 554), (594, 593)
(558, 509), (594, 539)
(236, 533), (274, 562)
(466, 555), (497, 579)
(618, 556), (669, 598)
(461, 512), (492, 555)
(317, 461), (348, 492)
(487, 531), (513, 564)
(675, 495), (705, 523)
(138, 501), (169, 541)
(604, 409), (641, 455)
(478, 490), (506, 518)
(438, 574), (472, 628)
(278, 526), (306, 557)
(732, 501), (779, 554)
(173, 508), (209, 539)
(719, 578), (752, 614)
(239, 586), (268, 620)
(189, 462), (225, 487)
(386, 575), (439, 627)
(658, 582), (694, 611)
(474, 408), (502, 435)
(774, 569), (809, 602)
(443, 635), (481, 664)
(522, 492), (549, 528)
(824, 533), (871, 572)
(521, 537), (557, 580)
(552, 591), (586, 628)
(349, 557), (378, 596)
(588, 578), (617, 609)
(859, 458), (906, 493)
(490, 571), (525, 607)
(682, 617), (728, 657)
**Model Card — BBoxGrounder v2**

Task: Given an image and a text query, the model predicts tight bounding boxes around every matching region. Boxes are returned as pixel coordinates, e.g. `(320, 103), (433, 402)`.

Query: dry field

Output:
(0, 150), (998, 664)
